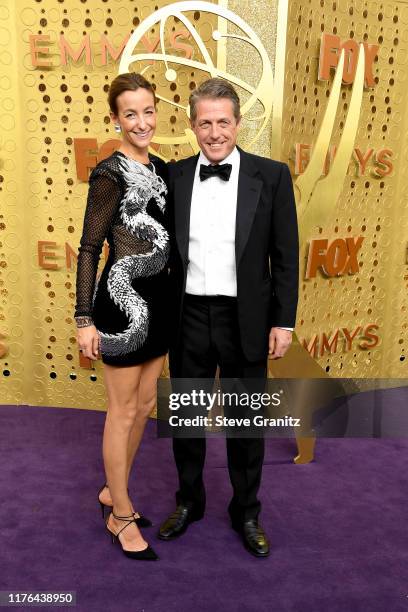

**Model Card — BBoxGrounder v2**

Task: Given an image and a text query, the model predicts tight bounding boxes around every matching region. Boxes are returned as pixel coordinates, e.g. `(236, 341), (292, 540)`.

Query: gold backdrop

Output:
(281, 0), (408, 381)
(0, 0), (406, 410)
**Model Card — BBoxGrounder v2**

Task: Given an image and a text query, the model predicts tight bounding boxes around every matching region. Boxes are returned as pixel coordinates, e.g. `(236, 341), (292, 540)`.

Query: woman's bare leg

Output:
(126, 355), (166, 480)
(100, 355), (165, 515)
(102, 363), (147, 551)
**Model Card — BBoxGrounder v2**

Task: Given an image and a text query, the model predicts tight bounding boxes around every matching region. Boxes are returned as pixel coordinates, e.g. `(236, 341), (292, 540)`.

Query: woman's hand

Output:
(77, 325), (100, 360)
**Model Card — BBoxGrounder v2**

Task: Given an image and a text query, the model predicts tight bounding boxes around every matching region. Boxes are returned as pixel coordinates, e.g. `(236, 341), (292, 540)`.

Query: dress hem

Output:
(101, 349), (168, 367)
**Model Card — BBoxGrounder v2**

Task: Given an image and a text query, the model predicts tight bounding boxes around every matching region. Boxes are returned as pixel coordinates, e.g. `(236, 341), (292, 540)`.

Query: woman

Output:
(74, 73), (169, 560)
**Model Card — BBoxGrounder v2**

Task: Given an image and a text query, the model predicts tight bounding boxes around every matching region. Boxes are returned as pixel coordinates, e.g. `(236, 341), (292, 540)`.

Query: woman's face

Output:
(111, 88), (156, 150)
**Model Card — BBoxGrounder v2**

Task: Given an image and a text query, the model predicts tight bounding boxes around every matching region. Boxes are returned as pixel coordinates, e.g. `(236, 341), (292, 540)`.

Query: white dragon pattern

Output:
(98, 156), (169, 356)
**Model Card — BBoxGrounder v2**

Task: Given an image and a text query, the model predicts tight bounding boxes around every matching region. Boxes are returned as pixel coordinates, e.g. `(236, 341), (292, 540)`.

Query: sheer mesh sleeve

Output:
(74, 166), (121, 318)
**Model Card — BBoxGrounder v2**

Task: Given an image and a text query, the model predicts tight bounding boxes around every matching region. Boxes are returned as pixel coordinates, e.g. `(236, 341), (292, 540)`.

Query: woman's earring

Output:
(114, 124), (121, 133)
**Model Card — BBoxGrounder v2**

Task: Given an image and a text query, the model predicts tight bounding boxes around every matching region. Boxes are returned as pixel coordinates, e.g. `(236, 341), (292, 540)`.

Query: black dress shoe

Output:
(158, 504), (202, 541)
(233, 519), (270, 557)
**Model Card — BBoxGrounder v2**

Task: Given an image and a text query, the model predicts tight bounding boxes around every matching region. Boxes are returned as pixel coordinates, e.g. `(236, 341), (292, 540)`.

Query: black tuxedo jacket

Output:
(167, 146), (299, 362)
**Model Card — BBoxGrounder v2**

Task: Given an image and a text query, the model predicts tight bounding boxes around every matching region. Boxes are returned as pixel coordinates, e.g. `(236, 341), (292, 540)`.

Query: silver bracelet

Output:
(75, 315), (94, 328)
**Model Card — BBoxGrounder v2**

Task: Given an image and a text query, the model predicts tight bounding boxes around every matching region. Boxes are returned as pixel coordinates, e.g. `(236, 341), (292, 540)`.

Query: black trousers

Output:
(169, 294), (267, 525)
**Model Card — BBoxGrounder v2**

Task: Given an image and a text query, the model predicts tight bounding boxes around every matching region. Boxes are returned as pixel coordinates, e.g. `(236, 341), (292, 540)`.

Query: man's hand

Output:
(268, 327), (293, 359)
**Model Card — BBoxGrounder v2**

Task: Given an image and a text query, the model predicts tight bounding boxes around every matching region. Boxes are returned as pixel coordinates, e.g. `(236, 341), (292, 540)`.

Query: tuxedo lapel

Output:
(235, 147), (263, 266)
(173, 154), (199, 265)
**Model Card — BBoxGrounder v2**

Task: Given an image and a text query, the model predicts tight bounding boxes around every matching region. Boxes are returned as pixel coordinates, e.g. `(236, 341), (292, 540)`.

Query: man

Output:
(159, 78), (299, 557)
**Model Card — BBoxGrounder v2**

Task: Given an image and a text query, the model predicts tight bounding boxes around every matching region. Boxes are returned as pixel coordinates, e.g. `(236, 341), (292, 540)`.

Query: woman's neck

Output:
(118, 144), (149, 164)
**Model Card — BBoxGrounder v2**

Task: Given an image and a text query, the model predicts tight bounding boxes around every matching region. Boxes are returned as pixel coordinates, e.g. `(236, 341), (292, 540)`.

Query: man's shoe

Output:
(158, 504), (202, 541)
(233, 519), (270, 557)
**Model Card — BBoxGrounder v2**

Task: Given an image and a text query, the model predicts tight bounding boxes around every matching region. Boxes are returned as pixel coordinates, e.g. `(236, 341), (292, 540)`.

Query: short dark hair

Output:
(108, 72), (156, 115)
(189, 78), (241, 122)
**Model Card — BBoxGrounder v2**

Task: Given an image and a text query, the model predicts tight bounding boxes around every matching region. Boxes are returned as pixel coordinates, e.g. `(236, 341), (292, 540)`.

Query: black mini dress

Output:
(75, 151), (169, 366)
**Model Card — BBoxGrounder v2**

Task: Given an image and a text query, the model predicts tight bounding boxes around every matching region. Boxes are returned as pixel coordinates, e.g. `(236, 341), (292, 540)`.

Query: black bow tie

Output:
(199, 163), (232, 182)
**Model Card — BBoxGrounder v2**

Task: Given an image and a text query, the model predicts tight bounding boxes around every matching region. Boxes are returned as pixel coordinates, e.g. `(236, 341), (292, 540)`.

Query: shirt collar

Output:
(197, 146), (239, 168)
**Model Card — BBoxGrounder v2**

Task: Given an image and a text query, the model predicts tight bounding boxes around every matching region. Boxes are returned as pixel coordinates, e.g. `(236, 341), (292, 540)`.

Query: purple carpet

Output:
(1, 398), (407, 612)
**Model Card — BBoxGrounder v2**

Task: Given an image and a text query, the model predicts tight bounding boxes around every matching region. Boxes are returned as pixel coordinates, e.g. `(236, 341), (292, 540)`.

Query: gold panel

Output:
(1, 0), (407, 412)
(0, 0), (26, 406)
(0, 0), (219, 409)
(221, 0), (280, 157)
(280, 0), (408, 379)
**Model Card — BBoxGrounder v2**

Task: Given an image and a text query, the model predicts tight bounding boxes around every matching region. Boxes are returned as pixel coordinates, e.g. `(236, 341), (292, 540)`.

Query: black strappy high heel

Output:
(106, 512), (158, 560)
(97, 483), (153, 527)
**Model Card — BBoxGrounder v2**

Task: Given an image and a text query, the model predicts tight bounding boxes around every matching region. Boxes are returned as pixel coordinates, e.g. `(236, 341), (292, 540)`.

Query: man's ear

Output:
(236, 114), (242, 128)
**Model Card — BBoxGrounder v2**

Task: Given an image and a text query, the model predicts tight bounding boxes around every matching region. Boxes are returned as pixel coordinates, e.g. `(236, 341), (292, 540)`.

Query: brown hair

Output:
(108, 72), (156, 115)
(189, 78), (241, 122)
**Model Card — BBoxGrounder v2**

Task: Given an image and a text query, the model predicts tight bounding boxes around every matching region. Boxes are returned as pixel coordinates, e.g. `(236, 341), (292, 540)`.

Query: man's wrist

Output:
(275, 326), (294, 332)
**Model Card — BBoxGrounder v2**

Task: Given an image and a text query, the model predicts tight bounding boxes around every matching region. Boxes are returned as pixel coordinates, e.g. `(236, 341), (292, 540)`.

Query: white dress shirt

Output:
(186, 147), (239, 296)
(185, 146), (293, 331)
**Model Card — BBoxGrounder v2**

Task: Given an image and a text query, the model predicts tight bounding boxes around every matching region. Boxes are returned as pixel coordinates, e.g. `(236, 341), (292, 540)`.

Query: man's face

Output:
(190, 97), (241, 164)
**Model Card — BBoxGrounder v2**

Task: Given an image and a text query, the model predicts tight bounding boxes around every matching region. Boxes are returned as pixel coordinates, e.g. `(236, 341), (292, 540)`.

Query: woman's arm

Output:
(75, 167), (121, 359)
